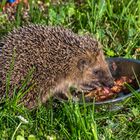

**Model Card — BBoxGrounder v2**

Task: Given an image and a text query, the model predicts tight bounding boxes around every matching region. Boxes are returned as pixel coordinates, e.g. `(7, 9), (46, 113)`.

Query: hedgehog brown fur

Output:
(0, 25), (113, 108)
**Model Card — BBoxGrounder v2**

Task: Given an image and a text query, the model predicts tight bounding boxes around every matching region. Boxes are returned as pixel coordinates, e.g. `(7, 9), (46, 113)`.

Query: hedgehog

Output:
(0, 25), (114, 108)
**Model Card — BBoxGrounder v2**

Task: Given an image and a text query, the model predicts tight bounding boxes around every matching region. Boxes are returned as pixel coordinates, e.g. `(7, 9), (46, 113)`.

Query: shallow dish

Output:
(56, 58), (140, 108)
(95, 57), (140, 105)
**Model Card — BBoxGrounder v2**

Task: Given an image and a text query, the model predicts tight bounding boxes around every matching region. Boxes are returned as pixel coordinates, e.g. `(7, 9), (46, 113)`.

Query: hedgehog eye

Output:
(77, 59), (89, 71)
(93, 68), (104, 77)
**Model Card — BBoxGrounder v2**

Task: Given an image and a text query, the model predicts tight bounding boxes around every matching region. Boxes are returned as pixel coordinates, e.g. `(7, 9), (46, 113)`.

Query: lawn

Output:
(0, 0), (140, 139)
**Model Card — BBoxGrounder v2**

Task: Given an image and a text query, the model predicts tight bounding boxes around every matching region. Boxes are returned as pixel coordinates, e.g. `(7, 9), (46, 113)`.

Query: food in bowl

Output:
(84, 76), (134, 102)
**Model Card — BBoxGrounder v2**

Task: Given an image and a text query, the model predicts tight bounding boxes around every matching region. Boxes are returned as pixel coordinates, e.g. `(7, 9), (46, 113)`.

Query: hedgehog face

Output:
(76, 50), (114, 92)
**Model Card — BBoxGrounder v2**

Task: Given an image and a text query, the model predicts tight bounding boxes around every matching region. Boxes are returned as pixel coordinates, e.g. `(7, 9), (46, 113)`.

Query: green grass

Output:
(0, 0), (140, 139)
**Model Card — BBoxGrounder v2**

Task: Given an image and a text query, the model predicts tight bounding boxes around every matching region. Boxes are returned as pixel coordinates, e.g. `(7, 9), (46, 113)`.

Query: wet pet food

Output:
(84, 76), (133, 102)
(58, 76), (137, 102)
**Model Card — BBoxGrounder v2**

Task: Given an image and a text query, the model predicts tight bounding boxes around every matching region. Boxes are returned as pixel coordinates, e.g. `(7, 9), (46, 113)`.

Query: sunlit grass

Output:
(0, 0), (140, 139)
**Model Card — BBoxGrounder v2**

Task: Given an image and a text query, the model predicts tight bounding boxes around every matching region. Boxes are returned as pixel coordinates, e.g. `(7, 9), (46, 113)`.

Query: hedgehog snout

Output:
(101, 76), (114, 88)
(91, 68), (114, 88)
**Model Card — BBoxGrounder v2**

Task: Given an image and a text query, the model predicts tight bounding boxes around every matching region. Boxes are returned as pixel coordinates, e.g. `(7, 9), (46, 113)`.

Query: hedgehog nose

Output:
(103, 78), (114, 87)
(107, 81), (114, 88)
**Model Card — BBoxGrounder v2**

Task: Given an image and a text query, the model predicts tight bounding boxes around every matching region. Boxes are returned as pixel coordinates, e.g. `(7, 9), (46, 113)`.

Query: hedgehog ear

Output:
(77, 59), (89, 71)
